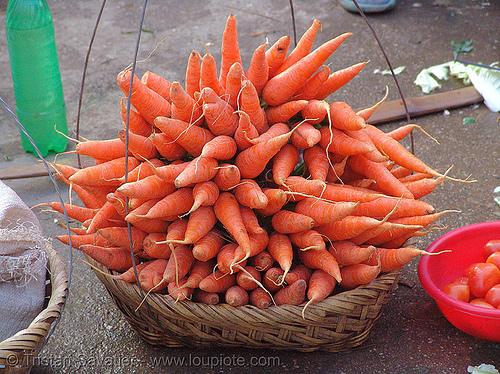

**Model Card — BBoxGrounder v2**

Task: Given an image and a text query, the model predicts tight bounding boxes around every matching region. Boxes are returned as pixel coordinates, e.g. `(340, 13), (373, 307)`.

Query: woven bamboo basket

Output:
(0, 245), (68, 374)
(89, 257), (401, 352)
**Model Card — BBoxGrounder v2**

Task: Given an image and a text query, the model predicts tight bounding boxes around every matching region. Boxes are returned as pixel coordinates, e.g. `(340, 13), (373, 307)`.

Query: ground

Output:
(0, 1), (499, 373)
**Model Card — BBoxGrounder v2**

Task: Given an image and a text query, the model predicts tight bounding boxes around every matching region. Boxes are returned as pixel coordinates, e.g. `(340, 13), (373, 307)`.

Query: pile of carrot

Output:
(46, 16), (462, 314)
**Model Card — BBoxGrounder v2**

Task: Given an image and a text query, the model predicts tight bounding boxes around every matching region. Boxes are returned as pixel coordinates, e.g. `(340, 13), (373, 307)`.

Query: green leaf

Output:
(452, 40), (473, 60)
(462, 117), (475, 125)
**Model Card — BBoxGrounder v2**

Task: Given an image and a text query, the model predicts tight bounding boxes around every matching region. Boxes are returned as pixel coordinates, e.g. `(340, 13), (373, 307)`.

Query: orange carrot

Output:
(272, 143), (300, 186)
(303, 145), (329, 181)
(326, 156), (349, 183)
(192, 228), (226, 262)
(171, 259), (215, 294)
(69, 157), (140, 187)
(217, 243), (241, 274)
(302, 269), (337, 317)
(351, 197), (436, 219)
(139, 258), (169, 292)
(141, 187), (194, 219)
(200, 135), (238, 160)
(170, 81), (204, 126)
(233, 110), (260, 150)
(143, 232), (172, 259)
(200, 46), (224, 96)
(186, 180), (219, 215)
(239, 77), (267, 133)
(265, 100), (308, 125)
(298, 249), (342, 283)
(213, 163), (241, 191)
(120, 98), (154, 137)
(37, 201), (97, 223)
(154, 116), (215, 157)
(339, 263), (380, 290)
(272, 210), (315, 234)
(117, 69), (171, 123)
(232, 230), (269, 268)
(198, 270), (236, 293)
(267, 232), (293, 282)
(248, 250), (274, 272)
(213, 192), (251, 258)
(314, 61), (367, 100)
(172, 206), (217, 245)
(240, 206), (266, 235)
(149, 131), (187, 161)
(193, 289), (220, 305)
(224, 61), (243, 110)
(403, 176), (444, 200)
(225, 285), (249, 306)
(140, 71), (172, 101)
(117, 174), (176, 200)
(285, 263), (313, 287)
(200, 87), (239, 136)
(79, 244), (137, 272)
(75, 138), (128, 163)
(245, 41), (269, 95)
(262, 33), (352, 106)
(356, 88), (388, 121)
(385, 123), (427, 141)
(328, 241), (376, 267)
(273, 19), (322, 76)
(97, 226), (148, 252)
(56, 232), (113, 249)
(274, 279), (307, 306)
(117, 158), (164, 184)
(328, 101), (366, 131)
(117, 129), (158, 161)
(153, 161), (190, 183)
(233, 179), (268, 210)
(315, 215), (387, 242)
(236, 266), (262, 291)
(167, 276), (193, 301)
(289, 121), (322, 149)
(318, 126), (374, 156)
(106, 261), (150, 283)
(280, 176), (326, 201)
(250, 287), (273, 309)
(266, 35), (291, 78)
(320, 183), (386, 203)
(163, 244), (195, 284)
(174, 156), (219, 188)
(85, 200), (121, 234)
(289, 229), (326, 251)
(363, 246), (429, 272)
(219, 14), (242, 89)
(292, 65), (330, 101)
(255, 188), (287, 217)
(263, 267), (285, 292)
(295, 198), (359, 227)
(246, 122), (290, 145)
(185, 50), (202, 98)
(301, 99), (329, 124)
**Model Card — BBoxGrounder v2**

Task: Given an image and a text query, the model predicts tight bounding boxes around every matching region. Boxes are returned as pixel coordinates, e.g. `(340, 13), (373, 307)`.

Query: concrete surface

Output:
(1, 0), (500, 373)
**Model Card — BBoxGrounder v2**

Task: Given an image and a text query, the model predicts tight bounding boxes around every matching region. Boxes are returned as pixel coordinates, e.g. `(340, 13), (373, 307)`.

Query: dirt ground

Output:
(1, 0), (500, 373)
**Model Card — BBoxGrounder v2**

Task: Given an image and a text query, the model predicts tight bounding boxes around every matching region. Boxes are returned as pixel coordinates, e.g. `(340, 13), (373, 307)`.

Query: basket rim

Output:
(0, 243), (68, 359)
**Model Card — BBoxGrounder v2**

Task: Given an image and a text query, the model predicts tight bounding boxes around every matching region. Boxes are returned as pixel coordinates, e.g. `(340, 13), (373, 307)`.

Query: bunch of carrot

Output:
(47, 15), (460, 314)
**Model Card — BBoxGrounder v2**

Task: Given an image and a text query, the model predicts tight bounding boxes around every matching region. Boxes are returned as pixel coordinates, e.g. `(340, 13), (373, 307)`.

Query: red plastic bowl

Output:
(418, 221), (500, 342)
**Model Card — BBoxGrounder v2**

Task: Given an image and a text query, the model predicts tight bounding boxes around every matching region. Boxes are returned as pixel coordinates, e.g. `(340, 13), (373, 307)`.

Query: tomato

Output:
(483, 239), (500, 259)
(441, 281), (470, 302)
(469, 298), (496, 309)
(452, 276), (469, 285)
(485, 284), (500, 308)
(486, 252), (500, 270)
(467, 262), (500, 298)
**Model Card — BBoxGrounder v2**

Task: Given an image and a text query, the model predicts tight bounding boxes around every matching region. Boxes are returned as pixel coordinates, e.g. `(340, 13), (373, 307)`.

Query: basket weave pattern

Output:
(0, 246), (67, 374)
(91, 257), (400, 352)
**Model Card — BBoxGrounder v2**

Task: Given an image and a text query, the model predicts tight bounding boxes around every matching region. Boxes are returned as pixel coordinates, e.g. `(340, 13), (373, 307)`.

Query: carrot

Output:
(139, 258), (169, 292)
(213, 192), (252, 259)
(191, 228), (226, 262)
(233, 110), (260, 151)
(398, 171), (435, 183)
(148, 132), (187, 161)
(120, 98), (154, 137)
(263, 267), (285, 292)
(117, 158), (164, 184)
(117, 174), (176, 200)
(343, 129), (388, 163)
(163, 244), (195, 284)
(402, 175), (445, 200)
(289, 121), (322, 149)
(167, 276), (193, 301)
(267, 232), (293, 282)
(328, 241), (376, 267)
(184, 180), (219, 216)
(200, 135), (238, 160)
(280, 176), (326, 201)
(292, 65), (330, 101)
(104, 261), (150, 283)
(85, 200), (121, 234)
(302, 269), (337, 318)
(248, 250), (274, 272)
(318, 126), (374, 156)
(154, 116), (214, 157)
(303, 145), (329, 181)
(56, 232), (113, 249)
(35, 201), (97, 223)
(272, 143), (300, 186)
(249, 287), (273, 309)
(200, 87), (240, 136)
(326, 156), (349, 183)
(224, 62), (244, 110)
(328, 101), (367, 131)
(245, 41), (269, 95)
(117, 129), (158, 161)
(385, 123), (432, 142)
(235, 125), (298, 179)
(69, 157), (140, 187)
(217, 243), (241, 274)
(356, 87), (388, 121)
(274, 279), (307, 306)
(289, 229), (326, 251)
(273, 19), (322, 76)
(97, 226), (148, 252)
(170, 259), (214, 294)
(351, 197), (436, 219)
(193, 289), (220, 305)
(272, 210), (315, 234)
(301, 99), (329, 124)
(143, 232), (172, 259)
(219, 14), (242, 89)
(174, 156), (219, 188)
(266, 35), (291, 78)
(314, 61), (367, 100)
(339, 263), (380, 290)
(79, 244), (137, 272)
(240, 206), (266, 235)
(213, 163), (241, 191)
(347, 155), (415, 199)
(262, 32), (352, 106)
(117, 69), (171, 123)
(171, 206), (217, 245)
(170, 81), (204, 126)
(140, 187), (194, 219)
(232, 230), (269, 268)
(265, 100), (308, 125)
(153, 161), (190, 183)
(239, 77), (267, 133)
(320, 183), (387, 203)
(295, 198), (359, 227)
(198, 270), (236, 293)
(236, 266), (262, 291)
(164, 219), (188, 246)
(284, 264), (313, 285)
(185, 50), (202, 98)
(363, 246), (431, 272)
(233, 179), (268, 210)
(141, 71), (172, 101)
(255, 188), (287, 217)
(75, 138), (129, 163)
(225, 285), (249, 307)
(315, 215), (388, 242)
(200, 46), (224, 96)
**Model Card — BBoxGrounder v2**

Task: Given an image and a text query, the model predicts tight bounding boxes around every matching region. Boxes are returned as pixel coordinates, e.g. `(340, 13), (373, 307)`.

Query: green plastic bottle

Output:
(5, 0), (68, 157)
